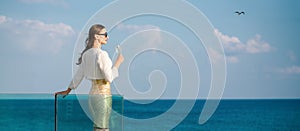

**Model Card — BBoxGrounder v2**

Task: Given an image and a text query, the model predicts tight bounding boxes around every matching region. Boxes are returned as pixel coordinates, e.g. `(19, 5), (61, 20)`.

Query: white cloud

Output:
(207, 47), (237, 64)
(214, 29), (244, 53)
(277, 66), (300, 75)
(116, 26), (273, 64)
(214, 29), (274, 63)
(0, 15), (75, 54)
(207, 48), (223, 64)
(214, 29), (273, 54)
(245, 35), (272, 53)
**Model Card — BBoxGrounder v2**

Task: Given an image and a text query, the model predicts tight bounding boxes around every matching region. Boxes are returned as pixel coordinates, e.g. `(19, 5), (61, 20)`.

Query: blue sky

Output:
(0, 0), (299, 99)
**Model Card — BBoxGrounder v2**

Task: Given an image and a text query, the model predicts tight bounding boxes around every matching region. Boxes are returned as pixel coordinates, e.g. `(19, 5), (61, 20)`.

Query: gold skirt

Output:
(89, 79), (112, 129)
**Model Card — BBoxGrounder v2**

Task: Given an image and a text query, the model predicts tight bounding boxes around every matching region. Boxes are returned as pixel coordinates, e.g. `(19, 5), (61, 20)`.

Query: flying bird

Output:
(235, 11), (245, 15)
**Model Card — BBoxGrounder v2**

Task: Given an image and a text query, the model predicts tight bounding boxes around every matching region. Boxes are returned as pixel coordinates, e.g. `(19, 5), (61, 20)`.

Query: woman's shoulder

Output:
(85, 48), (105, 53)
(94, 48), (108, 57)
(84, 48), (109, 57)
(99, 48), (108, 53)
(82, 48), (101, 58)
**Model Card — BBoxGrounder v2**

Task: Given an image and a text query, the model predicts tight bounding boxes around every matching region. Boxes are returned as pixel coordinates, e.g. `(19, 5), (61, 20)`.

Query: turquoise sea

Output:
(0, 94), (299, 131)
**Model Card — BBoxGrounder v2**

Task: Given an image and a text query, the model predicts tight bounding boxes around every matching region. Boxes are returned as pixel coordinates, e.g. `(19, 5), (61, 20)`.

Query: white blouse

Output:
(68, 48), (118, 89)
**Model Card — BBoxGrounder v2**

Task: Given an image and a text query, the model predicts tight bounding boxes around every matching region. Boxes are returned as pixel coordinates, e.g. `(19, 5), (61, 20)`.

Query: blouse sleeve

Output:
(68, 64), (84, 89)
(97, 51), (119, 83)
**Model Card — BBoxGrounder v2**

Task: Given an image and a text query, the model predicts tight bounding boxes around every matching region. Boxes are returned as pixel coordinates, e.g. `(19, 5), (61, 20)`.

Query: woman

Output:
(55, 24), (124, 131)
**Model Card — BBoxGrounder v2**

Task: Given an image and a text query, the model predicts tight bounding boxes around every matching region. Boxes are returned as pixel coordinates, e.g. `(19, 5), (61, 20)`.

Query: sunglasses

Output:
(97, 32), (108, 37)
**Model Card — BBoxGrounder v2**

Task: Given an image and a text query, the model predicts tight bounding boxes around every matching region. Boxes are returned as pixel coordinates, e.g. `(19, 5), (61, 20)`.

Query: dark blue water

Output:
(124, 99), (300, 130)
(0, 97), (299, 131)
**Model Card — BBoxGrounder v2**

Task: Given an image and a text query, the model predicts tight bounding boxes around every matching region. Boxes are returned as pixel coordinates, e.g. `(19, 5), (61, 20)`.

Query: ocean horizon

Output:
(0, 94), (299, 130)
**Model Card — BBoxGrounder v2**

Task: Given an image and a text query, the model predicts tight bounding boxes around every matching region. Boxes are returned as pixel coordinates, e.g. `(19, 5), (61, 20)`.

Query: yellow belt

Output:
(92, 79), (110, 85)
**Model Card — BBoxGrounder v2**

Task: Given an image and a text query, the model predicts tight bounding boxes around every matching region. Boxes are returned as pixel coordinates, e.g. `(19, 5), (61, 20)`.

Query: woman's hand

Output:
(55, 88), (72, 98)
(114, 54), (124, 69)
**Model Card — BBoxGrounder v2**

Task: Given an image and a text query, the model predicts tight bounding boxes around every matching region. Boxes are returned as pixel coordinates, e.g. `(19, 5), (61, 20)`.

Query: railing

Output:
(0, 94), (124, 131)
(55, 94), (123, 131)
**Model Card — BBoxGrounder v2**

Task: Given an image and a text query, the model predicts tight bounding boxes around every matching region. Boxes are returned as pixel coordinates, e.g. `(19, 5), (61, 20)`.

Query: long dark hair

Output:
(76, 24), (105, 65)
